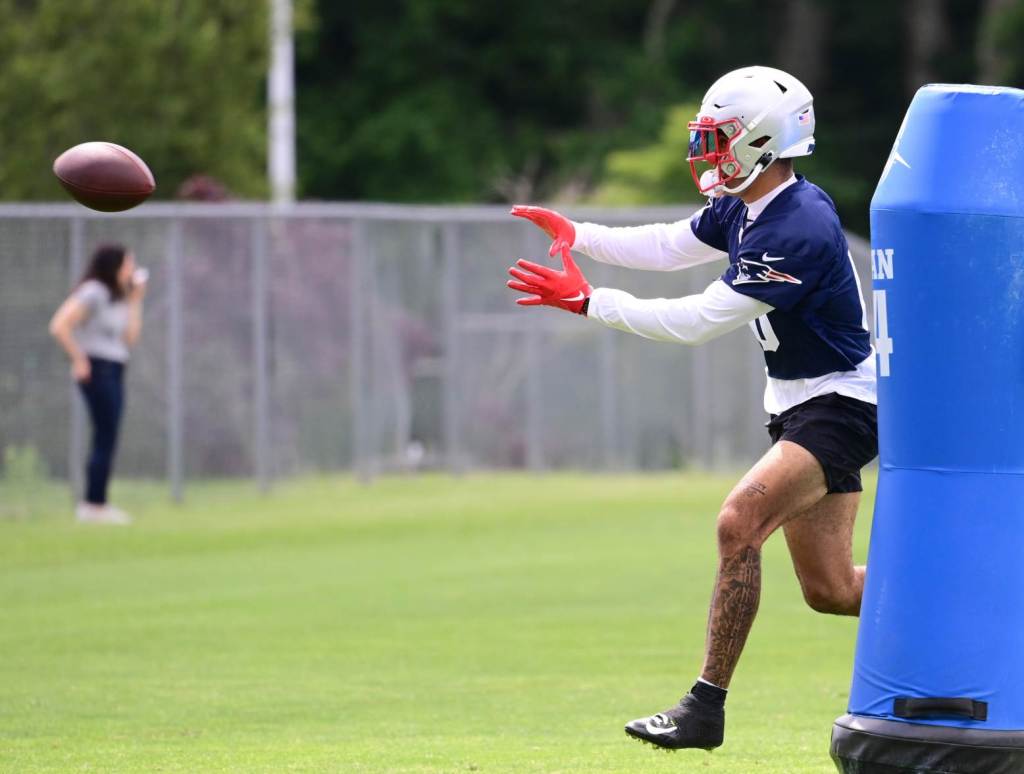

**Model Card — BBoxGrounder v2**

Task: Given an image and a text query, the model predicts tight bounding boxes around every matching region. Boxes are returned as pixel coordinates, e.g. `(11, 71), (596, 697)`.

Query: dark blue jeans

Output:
(77, 358), (125, 505)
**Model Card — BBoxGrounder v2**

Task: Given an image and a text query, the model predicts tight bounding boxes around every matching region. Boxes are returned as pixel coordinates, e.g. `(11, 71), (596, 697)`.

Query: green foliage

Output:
(295, 0), (1021, 231)
(0, 0), (1020, 226)
(0, 0), (269, 200)
(589, 104), (702, 206)
(978, 0), (1024, 85)
(296, 0), (682, 203)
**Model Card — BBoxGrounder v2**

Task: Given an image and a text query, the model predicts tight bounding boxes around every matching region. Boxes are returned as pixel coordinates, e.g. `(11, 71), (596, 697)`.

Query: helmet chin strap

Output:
(720, 152), (775, 195)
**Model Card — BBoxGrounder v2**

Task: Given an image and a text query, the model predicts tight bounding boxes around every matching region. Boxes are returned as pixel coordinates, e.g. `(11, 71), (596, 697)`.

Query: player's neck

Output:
(737, 167), (794, 206)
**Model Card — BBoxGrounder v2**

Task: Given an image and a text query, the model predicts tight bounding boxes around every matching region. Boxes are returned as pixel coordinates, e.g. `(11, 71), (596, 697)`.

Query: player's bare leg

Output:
(784, 493), (865, 616)
(626, 440), (828, 749)
(700, 440), (828, 688)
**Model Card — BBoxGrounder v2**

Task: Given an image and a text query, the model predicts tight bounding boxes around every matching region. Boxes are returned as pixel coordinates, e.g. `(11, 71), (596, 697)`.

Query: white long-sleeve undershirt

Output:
(571, 212), (727, 272)
(586, 279), (772, 346)
(568, 176), (877, 415)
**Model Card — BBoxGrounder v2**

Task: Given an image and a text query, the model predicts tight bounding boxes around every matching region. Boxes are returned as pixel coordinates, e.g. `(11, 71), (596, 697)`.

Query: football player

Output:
(508, 66), (878, 751)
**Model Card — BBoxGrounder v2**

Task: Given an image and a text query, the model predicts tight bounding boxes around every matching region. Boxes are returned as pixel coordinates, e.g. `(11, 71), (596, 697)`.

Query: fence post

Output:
(690, 324), (713, 469)
(599, 329), (619, 470)
(349, 220), (371, 482)
(166, 220), (184, 502)
(441, 223), (464, 474)
(523, 330), (544, 471)
(251, 218), (271, 492)
(67, 218), (86, 502)
(522, 229), (544, 472)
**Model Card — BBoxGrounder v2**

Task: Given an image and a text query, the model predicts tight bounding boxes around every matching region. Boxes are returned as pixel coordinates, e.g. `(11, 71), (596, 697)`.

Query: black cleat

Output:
(624, 693), (724, 750)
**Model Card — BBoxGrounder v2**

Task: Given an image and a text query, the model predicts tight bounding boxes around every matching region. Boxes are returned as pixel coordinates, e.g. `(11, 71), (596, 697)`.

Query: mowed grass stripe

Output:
(0, 473), (872, 772)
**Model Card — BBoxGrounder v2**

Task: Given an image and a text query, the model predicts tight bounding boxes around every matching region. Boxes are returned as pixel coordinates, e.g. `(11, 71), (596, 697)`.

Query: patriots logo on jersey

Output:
(733, 252), (802, 286)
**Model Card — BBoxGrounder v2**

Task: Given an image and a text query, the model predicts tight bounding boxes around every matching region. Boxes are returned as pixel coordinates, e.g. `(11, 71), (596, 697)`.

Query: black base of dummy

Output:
(831, 714), (1024, 774)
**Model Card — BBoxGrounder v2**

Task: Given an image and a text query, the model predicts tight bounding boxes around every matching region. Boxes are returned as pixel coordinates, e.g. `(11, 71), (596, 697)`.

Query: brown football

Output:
(53, 142), (156, 212)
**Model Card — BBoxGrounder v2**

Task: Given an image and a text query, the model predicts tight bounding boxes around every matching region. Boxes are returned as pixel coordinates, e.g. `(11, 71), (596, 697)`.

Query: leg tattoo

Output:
(702, 545), (762, 688)
(741, 481), (767, 498)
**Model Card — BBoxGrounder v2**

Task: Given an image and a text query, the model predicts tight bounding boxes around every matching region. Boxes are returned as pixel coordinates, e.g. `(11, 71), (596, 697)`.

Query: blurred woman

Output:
(49, 244), (147, 524)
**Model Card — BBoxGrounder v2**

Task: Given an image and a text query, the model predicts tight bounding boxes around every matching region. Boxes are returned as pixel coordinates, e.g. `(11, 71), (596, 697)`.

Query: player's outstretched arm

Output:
(511, 204), (726, 272)
(586, 280), (772, 346)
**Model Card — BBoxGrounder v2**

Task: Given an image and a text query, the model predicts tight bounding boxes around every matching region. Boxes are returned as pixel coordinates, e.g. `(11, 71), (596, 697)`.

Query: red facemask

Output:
(687, 117), (744, 194)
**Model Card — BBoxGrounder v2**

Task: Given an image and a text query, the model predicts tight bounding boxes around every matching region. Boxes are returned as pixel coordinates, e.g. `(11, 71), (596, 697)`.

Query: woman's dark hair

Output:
(79, 244), (129, 301)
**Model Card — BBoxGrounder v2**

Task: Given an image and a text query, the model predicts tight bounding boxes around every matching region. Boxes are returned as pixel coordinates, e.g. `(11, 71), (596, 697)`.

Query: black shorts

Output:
(766, 393), (878, 494)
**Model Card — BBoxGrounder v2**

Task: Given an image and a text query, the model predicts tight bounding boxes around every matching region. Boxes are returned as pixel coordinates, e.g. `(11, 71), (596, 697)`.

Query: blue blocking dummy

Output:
(831, 84), (1024, 773)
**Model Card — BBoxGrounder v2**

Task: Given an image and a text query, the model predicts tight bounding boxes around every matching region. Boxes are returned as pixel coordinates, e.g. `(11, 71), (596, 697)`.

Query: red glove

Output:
(507, 249), (592, 315)
(510, 205), (576, 257)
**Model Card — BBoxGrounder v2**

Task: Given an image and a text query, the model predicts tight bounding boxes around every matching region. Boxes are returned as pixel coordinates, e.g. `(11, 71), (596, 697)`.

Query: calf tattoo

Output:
(702, 545), (762, 688)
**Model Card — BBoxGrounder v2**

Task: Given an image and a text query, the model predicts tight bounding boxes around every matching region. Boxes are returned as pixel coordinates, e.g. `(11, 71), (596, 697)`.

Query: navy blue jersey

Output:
(690, 176), (871, 380)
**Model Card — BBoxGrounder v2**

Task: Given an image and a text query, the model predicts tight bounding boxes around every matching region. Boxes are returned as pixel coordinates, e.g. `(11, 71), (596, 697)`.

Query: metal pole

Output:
(166, 221), (184, 502)
(691, 327), (712, 470)
(268, 0), (296, 205)
(349, 220), (370, 482)
(441, 223), (464, 474)
(67, 219), (86, 503)
(748, 336), (768, 458)
(251, 218), (271, 491)
(364, 227), (379, 481)
(599, 329), (619, 470)
(522, 230), (544, 471)
(524, 331), (544, 472)
(590, 262), (620, 471)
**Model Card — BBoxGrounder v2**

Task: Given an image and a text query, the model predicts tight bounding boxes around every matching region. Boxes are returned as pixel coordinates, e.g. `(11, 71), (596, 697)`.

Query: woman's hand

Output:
(71, 356), (91, 383)
(128, 269), (149, 302)
(123, 269), (147, 347)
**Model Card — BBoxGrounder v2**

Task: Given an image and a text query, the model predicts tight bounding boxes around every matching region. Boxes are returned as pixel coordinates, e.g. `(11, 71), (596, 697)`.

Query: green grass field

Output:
(0, 473), (874, 773)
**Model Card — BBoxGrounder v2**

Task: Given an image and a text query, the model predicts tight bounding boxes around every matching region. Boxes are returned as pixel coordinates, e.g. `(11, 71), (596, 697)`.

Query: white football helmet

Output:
(687, 66), (815, 195)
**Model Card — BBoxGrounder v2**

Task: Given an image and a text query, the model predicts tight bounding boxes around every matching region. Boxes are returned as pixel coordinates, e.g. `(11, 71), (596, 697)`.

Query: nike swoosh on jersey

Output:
(760, 252), (786, 262)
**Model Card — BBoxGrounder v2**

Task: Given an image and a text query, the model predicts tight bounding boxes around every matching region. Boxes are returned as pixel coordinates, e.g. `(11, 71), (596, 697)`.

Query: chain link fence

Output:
(0, 203), (873, 499)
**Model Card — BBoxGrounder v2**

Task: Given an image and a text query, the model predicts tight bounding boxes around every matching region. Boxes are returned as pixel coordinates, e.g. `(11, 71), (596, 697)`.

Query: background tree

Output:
(0, 0), (269, 200)
(296, 0), (1020, 231)
(0, 0), (1021, 234)
(588, 105), (701, 206)
(977, 0), (1024, 85)
(295, 0), (694, 204)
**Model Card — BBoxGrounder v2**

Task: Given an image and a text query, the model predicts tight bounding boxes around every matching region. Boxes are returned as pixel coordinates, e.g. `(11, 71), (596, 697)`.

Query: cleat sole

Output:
(624, 726), (719, 752)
